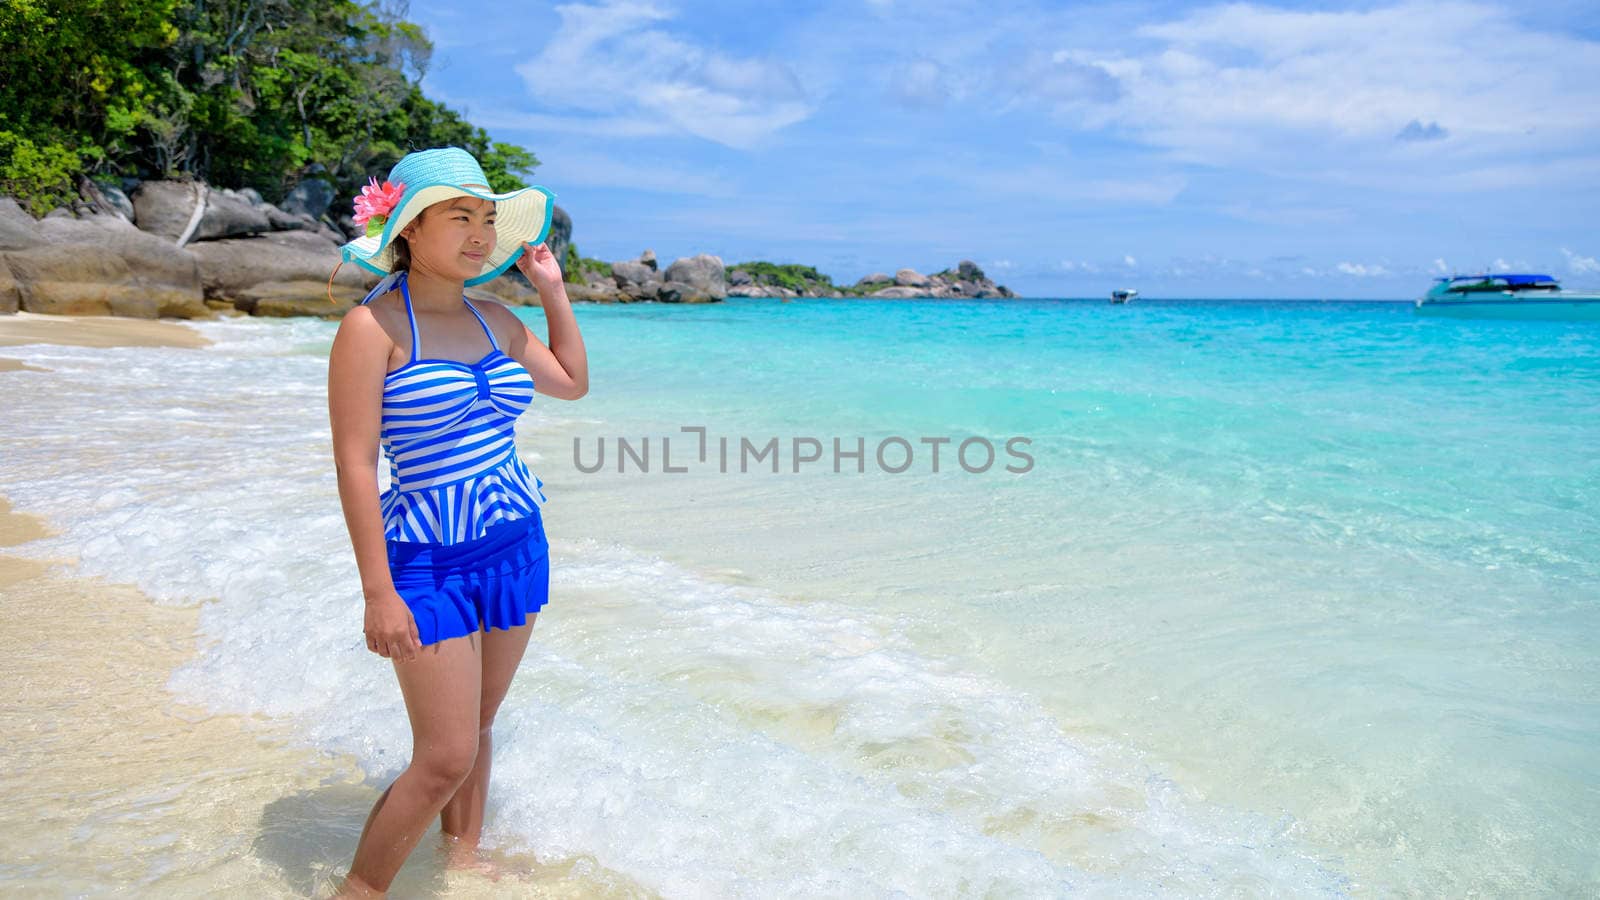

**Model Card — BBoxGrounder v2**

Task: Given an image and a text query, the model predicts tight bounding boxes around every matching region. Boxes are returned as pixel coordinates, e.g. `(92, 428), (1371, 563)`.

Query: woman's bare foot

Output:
(441, 833), (504, 881)
(331, 870), (386, 898)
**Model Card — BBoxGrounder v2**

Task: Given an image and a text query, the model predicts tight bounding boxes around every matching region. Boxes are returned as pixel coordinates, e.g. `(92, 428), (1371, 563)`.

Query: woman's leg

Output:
(337, 633), (484, 897)
(439, 617), (537, 860)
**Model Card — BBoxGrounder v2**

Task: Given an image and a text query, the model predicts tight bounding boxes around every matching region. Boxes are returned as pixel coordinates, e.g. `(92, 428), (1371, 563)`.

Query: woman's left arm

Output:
(497, 241), (589, 400)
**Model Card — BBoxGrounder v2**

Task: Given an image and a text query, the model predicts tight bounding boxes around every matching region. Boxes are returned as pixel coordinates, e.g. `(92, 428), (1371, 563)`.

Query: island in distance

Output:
(564, 251), (1016, 304)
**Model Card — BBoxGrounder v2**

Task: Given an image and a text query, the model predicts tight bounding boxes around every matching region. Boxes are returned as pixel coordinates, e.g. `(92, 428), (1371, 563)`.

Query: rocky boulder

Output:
(586, 249), (715, 302)
(281, 176), (335, 221)
(664, 254), (727, 300)
(564, 280), (621, 303)
(78, 177), (134, 223)
(227, 280), (365, 318)
(188, 229), (367, 299)
(470, 271), (541, 307)
(867, 260), (1015, 299)
(610, 258), (656, 288)
(894, 268), (931, 287)
(195, 188), (273, 241)
(0, 198), (206, 318)
(0, 253), (20, 313)
(868, 285), (926, 299)
(546, 206), (572, 276)
(130, 181), (206, 242)
(730, 284), (799, 299)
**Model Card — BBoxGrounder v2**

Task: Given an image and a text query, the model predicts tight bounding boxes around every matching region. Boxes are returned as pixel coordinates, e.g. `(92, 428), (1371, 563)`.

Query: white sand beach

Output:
(0, 311), (214, 349)
(0, 315), (654, 897)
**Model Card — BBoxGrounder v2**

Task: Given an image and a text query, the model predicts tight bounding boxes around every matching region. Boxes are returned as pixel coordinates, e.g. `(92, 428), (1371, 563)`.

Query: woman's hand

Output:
(364, 591), (422, 661)
(515, 240), (564, 290)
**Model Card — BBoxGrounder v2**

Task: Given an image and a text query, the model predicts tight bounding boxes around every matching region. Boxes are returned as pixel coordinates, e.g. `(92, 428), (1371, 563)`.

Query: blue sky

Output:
(409, 0), (1600, 298)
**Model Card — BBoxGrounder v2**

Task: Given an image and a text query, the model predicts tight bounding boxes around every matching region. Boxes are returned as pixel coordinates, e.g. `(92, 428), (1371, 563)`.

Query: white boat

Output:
(1110, 289), (1138, 304)
(1415, 273), (1600, 321)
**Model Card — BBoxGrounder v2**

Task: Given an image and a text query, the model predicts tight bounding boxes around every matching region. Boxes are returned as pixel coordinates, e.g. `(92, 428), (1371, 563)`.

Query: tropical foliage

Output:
(0, 0), (537, 215)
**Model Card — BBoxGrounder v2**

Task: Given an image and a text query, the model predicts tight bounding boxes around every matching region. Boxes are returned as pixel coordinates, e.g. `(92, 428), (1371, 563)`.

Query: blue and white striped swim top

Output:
(361, 271), (547, 546)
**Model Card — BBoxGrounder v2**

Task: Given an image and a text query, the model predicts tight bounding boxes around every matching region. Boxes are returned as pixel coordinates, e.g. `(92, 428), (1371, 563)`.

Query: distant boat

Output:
(1110, 289), (1138, 304)
(1415, 273), (1600, 321)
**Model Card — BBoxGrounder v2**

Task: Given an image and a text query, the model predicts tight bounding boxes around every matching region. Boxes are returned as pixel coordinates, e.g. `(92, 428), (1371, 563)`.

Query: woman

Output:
(324, 147), (588, 897)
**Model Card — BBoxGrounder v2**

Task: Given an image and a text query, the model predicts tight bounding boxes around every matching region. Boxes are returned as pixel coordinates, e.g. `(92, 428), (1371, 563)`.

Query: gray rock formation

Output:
(188, 229), (369, 298)
(4, 175), (1020, 318)
(894, 268), (931, 287)
(1, 176), (566, 320)
(0, 197), (206, 318)
(130, 181), (205, 241)
(729, 284), (799, 299)
(586, 249), (719, 302)
(867, 286), (925, 299)
(281, 176), (334, 221)
(78, 178), (134, 223)
(195, 188), (273, 241)
(664, 254), (727, 300)
(545, 206), (572, 276)
(867, 260), (1014, 299)
(564, 281), (621, 303)
(610, 259), (655, 288)
(0, 255), (18, 314)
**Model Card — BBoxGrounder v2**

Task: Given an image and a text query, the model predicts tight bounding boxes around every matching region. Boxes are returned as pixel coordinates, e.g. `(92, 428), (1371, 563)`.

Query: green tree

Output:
(0, 0), (539, 216)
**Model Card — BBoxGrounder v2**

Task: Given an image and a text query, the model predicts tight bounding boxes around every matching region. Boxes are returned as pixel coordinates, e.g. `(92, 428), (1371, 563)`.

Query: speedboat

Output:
(1415, 273), (1600, 321)
(1110, 289), (1138, 304)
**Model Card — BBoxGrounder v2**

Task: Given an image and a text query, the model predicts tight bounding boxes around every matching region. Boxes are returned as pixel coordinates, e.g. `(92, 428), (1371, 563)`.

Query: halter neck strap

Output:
(357, 269), (496, 359)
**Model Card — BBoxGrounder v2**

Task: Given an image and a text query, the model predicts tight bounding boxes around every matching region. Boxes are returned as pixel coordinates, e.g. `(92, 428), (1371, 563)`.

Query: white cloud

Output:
(1433, 258), (1449, 274)
(537, 150), (737, 197)
(1004, 2), (1600, 182)
(1336, 262), (1390, 277)
(1562, 247), (1600, 274)
(1123, 254), (1137, 267)
(1008, 50), (1121, 108)
(887, 58), (950, 109)
(514, 2), (815, 149)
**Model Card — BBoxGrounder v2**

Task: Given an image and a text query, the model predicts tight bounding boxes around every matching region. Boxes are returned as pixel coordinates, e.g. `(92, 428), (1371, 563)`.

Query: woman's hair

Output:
(390, 234), (412, 272)
(390, 205), (429, 271)
(323, 205), (428, 303)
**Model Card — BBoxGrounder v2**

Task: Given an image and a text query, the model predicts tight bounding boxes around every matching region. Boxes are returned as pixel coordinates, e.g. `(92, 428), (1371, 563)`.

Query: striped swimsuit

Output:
(363, 271), (548, 545)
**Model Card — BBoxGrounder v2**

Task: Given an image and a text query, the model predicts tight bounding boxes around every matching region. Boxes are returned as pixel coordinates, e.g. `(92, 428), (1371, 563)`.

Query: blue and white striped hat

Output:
(339, 147), (556, 287)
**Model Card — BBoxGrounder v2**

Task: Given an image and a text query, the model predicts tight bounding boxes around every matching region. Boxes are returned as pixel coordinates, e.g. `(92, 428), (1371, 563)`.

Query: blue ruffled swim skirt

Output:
(385, 513), (550, 646)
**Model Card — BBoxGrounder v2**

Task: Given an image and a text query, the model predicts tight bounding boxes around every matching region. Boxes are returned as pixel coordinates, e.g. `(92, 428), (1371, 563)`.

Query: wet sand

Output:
(0, 356), (50, 373)
(0, 311), (212, 349)
(0, 494), (652, 897)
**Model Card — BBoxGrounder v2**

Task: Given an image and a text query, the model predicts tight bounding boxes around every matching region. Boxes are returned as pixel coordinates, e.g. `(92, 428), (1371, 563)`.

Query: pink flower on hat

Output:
(352, 177), (406, 238)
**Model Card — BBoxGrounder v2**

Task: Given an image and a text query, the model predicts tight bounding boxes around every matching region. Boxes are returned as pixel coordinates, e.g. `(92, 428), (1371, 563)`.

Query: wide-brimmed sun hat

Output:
(338, 146), (556, 287)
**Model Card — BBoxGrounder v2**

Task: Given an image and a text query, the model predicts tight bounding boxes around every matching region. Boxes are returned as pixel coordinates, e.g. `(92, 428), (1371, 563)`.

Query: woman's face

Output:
(400, 194), (497, 281)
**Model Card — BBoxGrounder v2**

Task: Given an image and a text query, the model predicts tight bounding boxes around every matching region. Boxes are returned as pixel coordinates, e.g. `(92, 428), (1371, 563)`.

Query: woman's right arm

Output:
(327, 306), (421, 661)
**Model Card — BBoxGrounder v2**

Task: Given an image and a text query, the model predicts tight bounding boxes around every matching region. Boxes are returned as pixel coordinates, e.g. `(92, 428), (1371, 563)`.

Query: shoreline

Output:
(0, 494), (367, 896)
(0, 311), (213, 349)
(0, 488), (642, 896)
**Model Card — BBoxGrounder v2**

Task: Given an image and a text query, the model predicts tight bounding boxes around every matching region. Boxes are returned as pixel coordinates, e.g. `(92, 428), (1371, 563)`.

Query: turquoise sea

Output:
(556, 297), (1600, 894)
(3, 296), (1597, 895)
